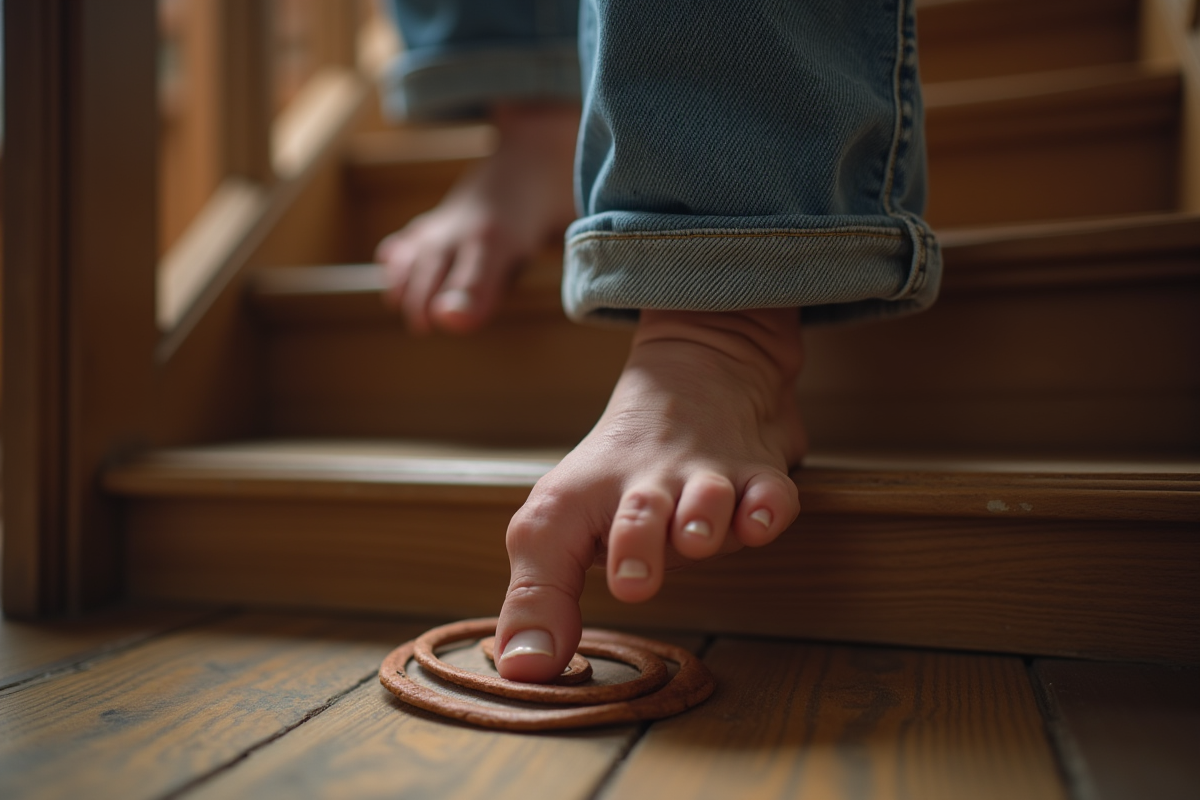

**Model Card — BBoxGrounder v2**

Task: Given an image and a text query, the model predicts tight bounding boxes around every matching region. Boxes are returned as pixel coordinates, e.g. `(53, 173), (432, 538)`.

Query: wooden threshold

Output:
(105, 440), (1200, 664)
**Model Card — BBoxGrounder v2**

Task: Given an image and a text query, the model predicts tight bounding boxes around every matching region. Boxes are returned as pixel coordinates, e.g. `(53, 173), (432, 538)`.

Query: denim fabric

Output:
(386, 0), (940, 325)
(383, 0), (581, 119)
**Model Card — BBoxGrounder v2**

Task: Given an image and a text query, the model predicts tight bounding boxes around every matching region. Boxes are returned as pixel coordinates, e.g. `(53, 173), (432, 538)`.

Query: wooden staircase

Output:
(105, 0), (1200, 665)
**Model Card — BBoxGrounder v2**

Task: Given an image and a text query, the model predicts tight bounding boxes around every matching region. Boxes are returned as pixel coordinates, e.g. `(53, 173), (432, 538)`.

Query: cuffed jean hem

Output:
(381, 43), (582, 121)
(563, 215), (941, 326)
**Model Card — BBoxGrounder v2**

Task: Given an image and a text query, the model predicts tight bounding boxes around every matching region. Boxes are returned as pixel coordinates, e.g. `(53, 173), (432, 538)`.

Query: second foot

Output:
(375, 103), (579, 334)
(494, 308), (808, 682)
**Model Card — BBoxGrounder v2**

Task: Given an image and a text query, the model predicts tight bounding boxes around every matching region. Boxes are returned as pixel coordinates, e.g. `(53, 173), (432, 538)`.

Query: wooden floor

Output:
(2, 605), (1197, 800)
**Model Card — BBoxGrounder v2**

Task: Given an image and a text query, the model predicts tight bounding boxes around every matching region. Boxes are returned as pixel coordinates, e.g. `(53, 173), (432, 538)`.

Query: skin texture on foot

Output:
(375, 103), (579, 334)
(495, 308), (808, 683)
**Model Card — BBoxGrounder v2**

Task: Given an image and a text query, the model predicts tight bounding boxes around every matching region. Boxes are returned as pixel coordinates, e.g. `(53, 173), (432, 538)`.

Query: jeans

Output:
(384, 0), (940, 325)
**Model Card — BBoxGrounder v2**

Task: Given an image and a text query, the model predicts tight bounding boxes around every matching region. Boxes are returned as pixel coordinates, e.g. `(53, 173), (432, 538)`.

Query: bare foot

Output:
(494, 308), (808, 682)
(375, 103), (578, 333)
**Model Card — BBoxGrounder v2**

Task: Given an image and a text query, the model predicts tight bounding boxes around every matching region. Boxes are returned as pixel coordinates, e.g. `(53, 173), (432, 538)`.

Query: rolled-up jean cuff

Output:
(563, 216), (941, 326)
(381, 43), (582, 120)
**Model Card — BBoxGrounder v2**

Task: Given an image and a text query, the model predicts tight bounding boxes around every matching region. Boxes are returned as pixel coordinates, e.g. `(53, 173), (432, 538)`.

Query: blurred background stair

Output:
(105, 0), (1200, 665)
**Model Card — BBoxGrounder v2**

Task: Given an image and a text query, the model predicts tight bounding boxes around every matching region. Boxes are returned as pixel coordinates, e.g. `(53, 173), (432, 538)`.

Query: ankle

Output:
(634, 309), (805, 389)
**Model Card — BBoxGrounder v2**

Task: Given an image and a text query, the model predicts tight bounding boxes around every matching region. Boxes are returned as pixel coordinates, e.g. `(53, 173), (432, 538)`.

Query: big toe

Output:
(495, 495), (594, 682)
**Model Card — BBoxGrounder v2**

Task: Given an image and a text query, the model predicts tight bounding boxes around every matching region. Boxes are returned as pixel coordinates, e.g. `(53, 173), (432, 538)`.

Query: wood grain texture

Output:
(0, 612), (425, 800)
(186, 681), (637, 800)
(104, 442), (1200, 521)
(184, 632), (702, 800)
(601, 639), (1066, 800)
(107, 444), (1200, 662)
(1034, 659), (1200, 800)
(0, 604), (218, 691)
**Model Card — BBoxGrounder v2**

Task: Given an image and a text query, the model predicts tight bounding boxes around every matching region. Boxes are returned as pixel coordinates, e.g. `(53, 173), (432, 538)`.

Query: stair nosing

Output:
(104, 441), (1200, 522)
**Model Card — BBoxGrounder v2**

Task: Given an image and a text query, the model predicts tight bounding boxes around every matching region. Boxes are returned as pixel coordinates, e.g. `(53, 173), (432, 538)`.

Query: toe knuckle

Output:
(617, 488), (672, 523)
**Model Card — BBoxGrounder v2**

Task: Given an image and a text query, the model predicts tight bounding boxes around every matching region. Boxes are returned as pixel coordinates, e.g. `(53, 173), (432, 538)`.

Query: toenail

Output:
(615, 558), (650, 580)
(682, 520), (712, 539)
(499, 629), (554, 662)
(437, 289), (472, 312)
(750, 508), (773, 528)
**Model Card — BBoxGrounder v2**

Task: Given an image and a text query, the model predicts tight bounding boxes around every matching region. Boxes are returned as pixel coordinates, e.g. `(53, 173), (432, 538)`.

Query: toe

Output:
(496, 492), (595, 683)
(670, 472), (735, 560)
(734, 470), (800, 547)
(606, 484), (674, 603)
(401, 249), (453, 334)
(377, 236), (415, 310)
(429, 236), (513, 333)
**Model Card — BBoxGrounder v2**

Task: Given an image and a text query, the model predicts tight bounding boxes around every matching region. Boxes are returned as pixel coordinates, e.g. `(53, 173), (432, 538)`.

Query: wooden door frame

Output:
(3, 0), (158, 617)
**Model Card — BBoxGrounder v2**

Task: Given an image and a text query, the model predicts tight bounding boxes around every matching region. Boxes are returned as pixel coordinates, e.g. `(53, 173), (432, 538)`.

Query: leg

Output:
(378, 0), (580, 333)
(496, 0), (941, 681)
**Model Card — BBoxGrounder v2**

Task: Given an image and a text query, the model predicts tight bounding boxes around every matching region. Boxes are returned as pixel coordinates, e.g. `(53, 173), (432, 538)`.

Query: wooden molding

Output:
(105, 442), (1200, 523)
(3, 0), (69, 617)
(3, 0), (159, 616)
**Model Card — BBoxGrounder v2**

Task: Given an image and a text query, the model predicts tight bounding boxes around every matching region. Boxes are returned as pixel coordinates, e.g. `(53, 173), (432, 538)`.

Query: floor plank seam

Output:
(1027, 660), (1094, 800)
(0, 605), (242, 694)
(583, 634), (717, 800)
(157, 668), (381, 800)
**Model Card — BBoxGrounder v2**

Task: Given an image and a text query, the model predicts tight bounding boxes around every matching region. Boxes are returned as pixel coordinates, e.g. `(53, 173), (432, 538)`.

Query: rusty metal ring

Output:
(478, 636), (593, 685)
(380, 618), (716, 731)
(411, 619), (669, 704)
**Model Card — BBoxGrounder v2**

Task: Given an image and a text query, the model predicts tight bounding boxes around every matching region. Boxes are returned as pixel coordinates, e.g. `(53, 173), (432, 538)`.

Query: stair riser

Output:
(916, 0), (1138, 83)
(123, 496), (1200, 664)
(261, 276), (1200, 452)
(926, 127), (1179, 227)
(264, 318), (632, 446)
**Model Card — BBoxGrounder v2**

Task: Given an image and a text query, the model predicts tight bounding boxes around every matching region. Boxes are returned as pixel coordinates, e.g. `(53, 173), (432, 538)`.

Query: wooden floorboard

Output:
(181, 632), (700, 800)
(1033, 659), (1200, 800)
(0, 611), (426, 800)
(599, 638), (1067, 800)
(0, 603), (221, 690)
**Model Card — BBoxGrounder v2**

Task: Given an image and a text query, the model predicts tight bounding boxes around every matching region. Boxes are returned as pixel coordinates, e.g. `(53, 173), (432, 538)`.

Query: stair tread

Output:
(105, 439), (1200, 522)
(250, 212), (1200, 322)
(925, 62), (1182, 147)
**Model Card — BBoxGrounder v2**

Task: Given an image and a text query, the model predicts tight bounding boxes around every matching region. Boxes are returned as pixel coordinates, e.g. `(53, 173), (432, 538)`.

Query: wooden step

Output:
(249, 213), (1200, 452)
(924, 63), (1183, 227)
(916, 0), (1140, 84)
(104, 440), (1200, 665)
